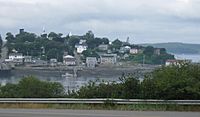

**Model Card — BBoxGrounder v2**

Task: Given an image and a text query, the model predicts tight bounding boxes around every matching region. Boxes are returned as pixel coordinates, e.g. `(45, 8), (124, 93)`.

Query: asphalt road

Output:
(0, 109), (199, 117)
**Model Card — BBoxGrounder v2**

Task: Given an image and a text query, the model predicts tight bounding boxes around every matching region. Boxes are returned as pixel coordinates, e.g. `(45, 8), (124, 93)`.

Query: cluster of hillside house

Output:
(71, 39), (167, 68)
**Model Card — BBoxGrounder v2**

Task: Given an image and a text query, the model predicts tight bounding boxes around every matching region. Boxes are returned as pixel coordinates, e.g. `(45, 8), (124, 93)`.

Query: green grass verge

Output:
(0, 103), (200, 111)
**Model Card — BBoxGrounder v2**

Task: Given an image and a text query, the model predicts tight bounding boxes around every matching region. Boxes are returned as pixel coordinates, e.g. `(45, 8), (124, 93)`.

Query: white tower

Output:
(42, 26), (46, 35)
(68, 32), (72, 37)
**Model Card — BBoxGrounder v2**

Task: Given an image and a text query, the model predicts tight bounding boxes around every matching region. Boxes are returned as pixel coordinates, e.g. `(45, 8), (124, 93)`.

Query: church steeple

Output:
(42, 26), (46, 35)
(41, 26), (47, 38)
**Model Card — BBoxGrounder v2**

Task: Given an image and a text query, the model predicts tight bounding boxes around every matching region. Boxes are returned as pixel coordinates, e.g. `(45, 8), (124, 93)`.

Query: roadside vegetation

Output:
(69, 63), (200, 100)
(0, 76), (65, 98)
(0, 103), (200, 111)
(0, 63), (200, 100)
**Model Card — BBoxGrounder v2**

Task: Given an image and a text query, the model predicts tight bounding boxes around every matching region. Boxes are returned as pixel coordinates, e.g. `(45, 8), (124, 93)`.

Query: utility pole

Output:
(143, 54), (145, 66)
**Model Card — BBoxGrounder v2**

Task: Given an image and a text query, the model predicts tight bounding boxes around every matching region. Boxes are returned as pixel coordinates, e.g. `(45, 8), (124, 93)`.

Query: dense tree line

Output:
(0, 76), (65, 98)
(5, 30), (110, 62)
(69, 63), (200, 100)
(4, 29), (174, 64)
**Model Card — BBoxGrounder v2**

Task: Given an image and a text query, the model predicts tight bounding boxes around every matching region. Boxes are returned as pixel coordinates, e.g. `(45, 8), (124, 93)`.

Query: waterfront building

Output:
(24, 56), (32, 63)
(8, 53), (24, 64)
(86, 57), (97, 68)
(63, 55), (76, 66)
(99, 54), (117, 64)
(165, 59), (191, 66)
(50, 58), (58, 66)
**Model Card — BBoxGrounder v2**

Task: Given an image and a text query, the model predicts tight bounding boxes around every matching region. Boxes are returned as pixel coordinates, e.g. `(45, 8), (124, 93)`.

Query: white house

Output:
(76, 45), (88, 54)
(165, 59), (191, 66)
(100, 54), (117, 64)
(24, 56), (32, 63)
(86, 57), (97, 68)
(8, 53), (24, 64)
(130, 48), (139, 54)
(154, 48), (161, 55)
(63, 55), (76, 66)
(50, 58), (58, 66)
(75, 40), (88, 54)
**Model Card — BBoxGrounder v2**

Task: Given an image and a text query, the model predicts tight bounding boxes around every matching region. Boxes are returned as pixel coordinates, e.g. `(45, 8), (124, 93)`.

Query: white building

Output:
(8, 53), (24, 64)
(63, 55), (76, 66)
(75, 40), (88, 54)
(130, 48), (139, 54)
(24, 56), (32, 63)
(50, 58), (58, 66)
(86, 57), (97, 68)
(165, 59), (191, 66)
(100, 54), (117, 64)
(154, 48), (161, 55)
(76, 45), (88, 54)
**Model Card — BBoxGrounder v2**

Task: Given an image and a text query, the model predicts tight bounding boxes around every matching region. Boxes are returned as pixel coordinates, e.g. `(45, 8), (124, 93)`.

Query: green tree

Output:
(152, 63), (200, 100)
(101, 38), (109, 44)
(112, 39), (122, 50)
(84, 30), (94, 40)
(82, 49), (99, 58)
(15, 32), (36, 42)
(5, 32), (15, 43)
(68, 36), (80, 48)
(48, 32), (64, 43)
(0, 34), (2, 47)
(119, 74), (140, 99)
(5, 76), (66, 98)
(140, 76), (158, 99)
(143, 46), (154, 56)
(0, 83), (19, 98)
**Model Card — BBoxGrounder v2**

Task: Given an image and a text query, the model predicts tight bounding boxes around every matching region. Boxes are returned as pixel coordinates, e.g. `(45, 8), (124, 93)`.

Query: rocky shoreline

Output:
(8, 64), (159, 79)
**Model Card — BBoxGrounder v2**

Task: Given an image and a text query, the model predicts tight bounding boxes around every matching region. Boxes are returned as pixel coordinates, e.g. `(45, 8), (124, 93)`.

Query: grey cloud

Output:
(0, 0), (200, 43)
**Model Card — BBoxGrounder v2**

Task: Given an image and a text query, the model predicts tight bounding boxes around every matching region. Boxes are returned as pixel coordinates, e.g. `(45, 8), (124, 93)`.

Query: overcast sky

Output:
(0, 0), (200, 44)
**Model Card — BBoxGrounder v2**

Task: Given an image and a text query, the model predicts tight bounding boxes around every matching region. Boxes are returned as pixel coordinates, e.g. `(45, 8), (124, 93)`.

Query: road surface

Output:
(0, 109), (199, 117)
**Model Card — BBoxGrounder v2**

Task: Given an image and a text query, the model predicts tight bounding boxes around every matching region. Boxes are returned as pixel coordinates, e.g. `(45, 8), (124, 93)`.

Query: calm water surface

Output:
(0, 70), (120, 91)
(174, 54), (200, 63)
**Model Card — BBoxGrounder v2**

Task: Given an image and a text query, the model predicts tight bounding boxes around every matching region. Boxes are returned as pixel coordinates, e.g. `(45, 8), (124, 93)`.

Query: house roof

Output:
(63, 55), (75, 59)
(100, 54), (117, 57)
(124, 46), (131, 49)
(75, 43), (88, 47)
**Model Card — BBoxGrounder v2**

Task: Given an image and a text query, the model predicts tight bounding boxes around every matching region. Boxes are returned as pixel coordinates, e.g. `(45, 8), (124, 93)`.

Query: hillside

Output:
(141, 42), (200, 54)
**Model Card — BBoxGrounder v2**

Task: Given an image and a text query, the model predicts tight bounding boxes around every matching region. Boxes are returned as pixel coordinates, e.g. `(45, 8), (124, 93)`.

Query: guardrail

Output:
(0, 98), (200, 105)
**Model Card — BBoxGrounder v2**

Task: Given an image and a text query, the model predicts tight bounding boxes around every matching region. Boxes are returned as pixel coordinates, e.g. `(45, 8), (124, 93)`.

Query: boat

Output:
(61, 72), (74, 78)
